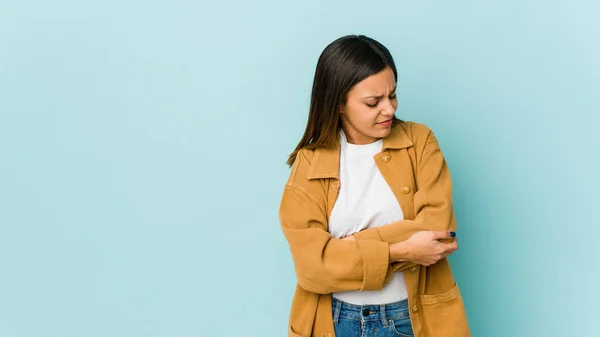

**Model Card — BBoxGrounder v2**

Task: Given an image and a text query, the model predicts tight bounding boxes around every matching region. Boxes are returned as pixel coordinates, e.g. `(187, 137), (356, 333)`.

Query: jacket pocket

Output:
(288, 326), (305, 337)
(419, 283), (470, 337)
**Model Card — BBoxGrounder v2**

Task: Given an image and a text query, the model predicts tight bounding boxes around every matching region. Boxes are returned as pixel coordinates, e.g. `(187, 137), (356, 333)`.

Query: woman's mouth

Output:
(377, 119), (392, 127)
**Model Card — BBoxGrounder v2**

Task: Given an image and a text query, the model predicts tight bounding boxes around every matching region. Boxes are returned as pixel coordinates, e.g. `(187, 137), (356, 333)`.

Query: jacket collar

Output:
(307, 123), (413, 180)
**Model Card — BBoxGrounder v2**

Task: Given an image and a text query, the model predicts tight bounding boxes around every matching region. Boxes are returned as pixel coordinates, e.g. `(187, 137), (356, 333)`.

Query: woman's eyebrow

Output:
(362, 86), (397, 99)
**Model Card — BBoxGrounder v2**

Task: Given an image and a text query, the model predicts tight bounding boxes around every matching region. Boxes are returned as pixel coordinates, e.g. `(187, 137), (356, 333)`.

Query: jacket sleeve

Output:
(353, 130), (457, 244)
(279, 184), (392, 295)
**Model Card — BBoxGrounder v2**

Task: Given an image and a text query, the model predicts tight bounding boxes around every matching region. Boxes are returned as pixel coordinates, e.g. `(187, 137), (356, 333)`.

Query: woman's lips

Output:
(378, 119), (392, 127)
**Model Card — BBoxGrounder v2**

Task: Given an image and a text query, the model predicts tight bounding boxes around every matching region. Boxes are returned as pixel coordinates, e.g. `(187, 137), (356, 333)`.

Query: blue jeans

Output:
(331, 297), (415, 337)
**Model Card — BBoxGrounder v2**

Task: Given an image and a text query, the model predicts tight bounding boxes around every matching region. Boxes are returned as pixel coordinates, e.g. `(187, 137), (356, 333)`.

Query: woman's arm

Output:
(344, 230), (458, 267)
(353, 129), (457, 244)
(280, 184), (395, 295)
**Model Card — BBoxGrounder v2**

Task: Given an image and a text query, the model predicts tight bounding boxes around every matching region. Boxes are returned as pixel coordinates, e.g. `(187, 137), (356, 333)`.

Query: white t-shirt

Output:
(328, 129), (408, 305)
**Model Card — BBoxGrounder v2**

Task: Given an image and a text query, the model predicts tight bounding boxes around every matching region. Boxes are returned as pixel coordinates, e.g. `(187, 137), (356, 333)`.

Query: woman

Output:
(279, 35), (470, 337)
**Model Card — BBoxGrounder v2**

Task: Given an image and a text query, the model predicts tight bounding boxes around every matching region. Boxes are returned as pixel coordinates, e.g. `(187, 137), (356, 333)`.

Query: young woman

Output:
(279, 35), (470, 337)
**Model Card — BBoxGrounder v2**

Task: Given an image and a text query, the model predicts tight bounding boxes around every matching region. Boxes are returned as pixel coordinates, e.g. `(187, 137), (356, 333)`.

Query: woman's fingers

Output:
(431, 230), (456, 240)
(440, 240), (458, 257)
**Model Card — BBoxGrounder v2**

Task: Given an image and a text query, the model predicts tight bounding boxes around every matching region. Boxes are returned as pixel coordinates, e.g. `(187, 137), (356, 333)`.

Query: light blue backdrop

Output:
(1, 1), (598, 336)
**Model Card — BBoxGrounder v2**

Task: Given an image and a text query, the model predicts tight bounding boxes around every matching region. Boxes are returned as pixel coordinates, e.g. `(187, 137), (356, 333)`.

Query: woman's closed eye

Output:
(366, 94), (397, 108)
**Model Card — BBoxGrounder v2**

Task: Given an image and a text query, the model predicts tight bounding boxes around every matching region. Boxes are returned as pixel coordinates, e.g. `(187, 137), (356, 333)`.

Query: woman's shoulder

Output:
(393, 120), (445, 158)
(285, 148), (316, 186)
(395, 120), (435, 140)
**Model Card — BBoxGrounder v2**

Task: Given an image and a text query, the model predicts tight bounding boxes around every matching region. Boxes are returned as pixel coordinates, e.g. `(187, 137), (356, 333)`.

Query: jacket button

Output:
(412, 305), (418, 313)
(401, 186), (411, 194)
(410, 266), (417, 272)
(381, 153), (390, 162)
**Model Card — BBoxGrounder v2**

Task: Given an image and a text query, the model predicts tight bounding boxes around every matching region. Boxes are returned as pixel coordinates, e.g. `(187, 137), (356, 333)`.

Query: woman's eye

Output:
(366, 94), (395, 107)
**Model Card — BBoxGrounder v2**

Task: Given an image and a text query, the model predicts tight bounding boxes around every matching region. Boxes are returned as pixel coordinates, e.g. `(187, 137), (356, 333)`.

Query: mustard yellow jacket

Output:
(279, 121), (471, 337)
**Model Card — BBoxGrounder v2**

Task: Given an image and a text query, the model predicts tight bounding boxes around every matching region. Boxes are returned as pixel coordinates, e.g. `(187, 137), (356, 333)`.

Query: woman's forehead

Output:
(350, 68), (396, 97)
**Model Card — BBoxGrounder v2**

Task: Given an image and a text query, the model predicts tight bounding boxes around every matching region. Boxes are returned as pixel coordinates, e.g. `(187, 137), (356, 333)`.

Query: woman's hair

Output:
(287, 34), (403, 167)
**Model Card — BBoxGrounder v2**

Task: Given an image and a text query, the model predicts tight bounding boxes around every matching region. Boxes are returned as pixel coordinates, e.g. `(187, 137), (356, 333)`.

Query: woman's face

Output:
(339, 67), (397, 145)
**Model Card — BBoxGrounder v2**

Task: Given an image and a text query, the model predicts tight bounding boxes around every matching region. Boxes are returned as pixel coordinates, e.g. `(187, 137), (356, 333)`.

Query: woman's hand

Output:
(341, 230), (456, 266)
(390, 231), (457, 266)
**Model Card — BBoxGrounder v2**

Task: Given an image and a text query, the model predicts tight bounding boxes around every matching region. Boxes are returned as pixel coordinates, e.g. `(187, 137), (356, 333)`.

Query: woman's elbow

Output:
(295, 266), (338, 294)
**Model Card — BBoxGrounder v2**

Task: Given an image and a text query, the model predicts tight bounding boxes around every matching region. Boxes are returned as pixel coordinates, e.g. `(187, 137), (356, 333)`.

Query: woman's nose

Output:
(381, 100), (396, 116)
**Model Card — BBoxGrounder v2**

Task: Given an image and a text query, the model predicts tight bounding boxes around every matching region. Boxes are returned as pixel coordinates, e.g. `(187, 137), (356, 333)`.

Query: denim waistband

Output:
(331, 297), (410, 326)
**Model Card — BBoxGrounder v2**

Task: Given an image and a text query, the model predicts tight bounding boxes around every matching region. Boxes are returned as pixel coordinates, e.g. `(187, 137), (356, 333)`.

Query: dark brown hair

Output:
(287, 34), (403, 167)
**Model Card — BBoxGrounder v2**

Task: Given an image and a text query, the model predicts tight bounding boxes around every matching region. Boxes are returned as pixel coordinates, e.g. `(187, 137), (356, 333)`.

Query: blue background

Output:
(1, 1), (598, 336)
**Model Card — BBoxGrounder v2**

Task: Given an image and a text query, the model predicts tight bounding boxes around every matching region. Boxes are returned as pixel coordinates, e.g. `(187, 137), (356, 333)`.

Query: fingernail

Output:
(450, 231), (456, 237)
